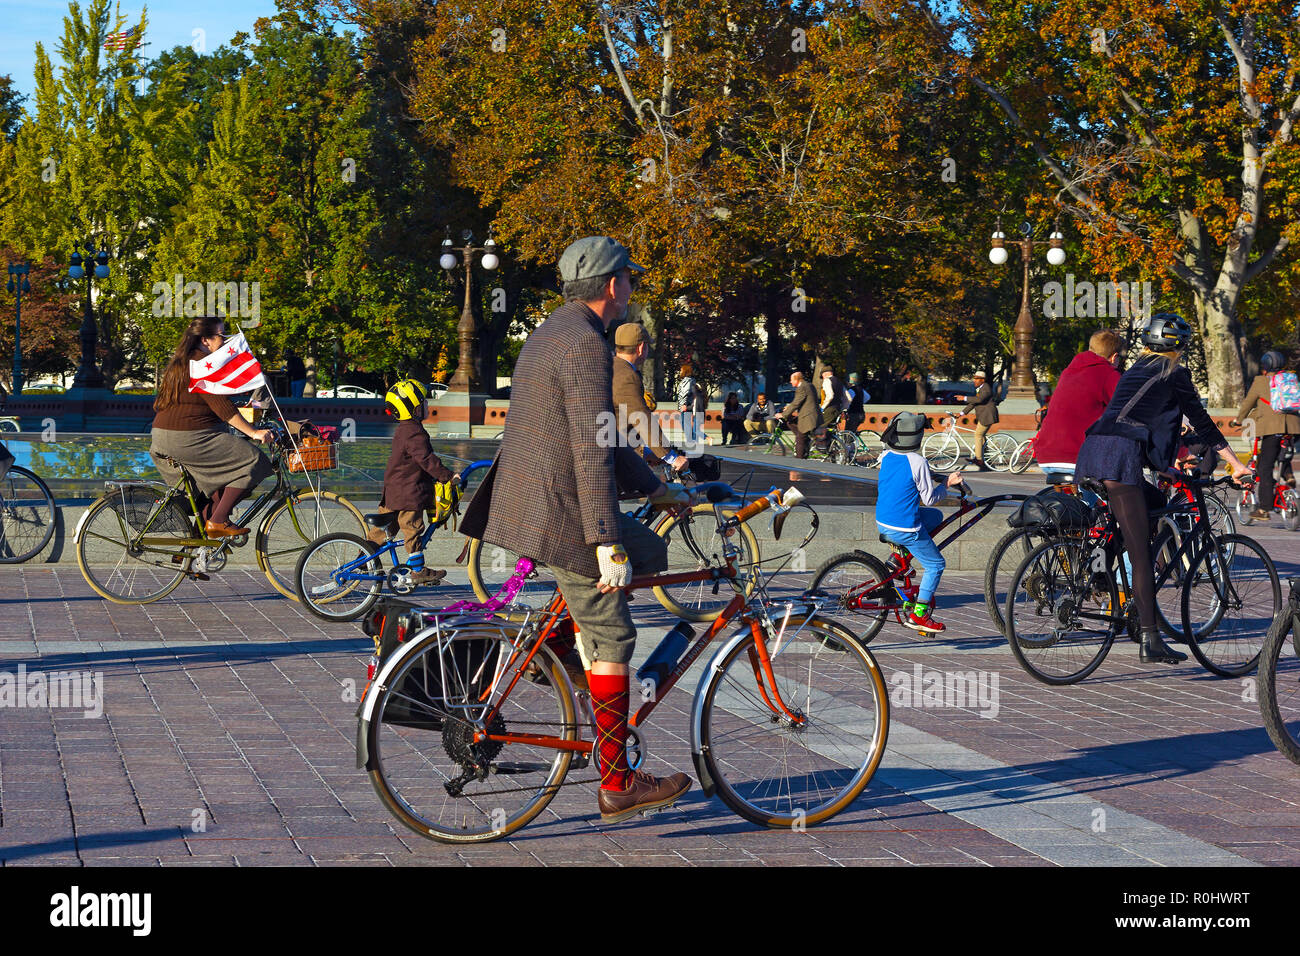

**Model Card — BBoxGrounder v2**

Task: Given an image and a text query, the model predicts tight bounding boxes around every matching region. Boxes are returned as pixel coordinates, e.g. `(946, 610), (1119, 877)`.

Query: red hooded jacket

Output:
(1035, 350), (1121, 466)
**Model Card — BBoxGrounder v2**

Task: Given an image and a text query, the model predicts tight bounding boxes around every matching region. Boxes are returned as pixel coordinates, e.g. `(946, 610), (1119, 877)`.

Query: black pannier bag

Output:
(1006, 489), (1095, 530)
(361, 598), (496, 729)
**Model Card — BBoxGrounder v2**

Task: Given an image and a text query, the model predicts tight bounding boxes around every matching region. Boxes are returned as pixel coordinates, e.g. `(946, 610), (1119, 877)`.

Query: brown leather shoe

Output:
(409, 568), (447, 586)
(204, 519), (249, 538)
(597, 770), (691, 823)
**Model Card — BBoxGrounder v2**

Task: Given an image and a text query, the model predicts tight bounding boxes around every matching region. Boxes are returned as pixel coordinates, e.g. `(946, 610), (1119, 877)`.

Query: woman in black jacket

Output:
(1075, 313), (1251, 664)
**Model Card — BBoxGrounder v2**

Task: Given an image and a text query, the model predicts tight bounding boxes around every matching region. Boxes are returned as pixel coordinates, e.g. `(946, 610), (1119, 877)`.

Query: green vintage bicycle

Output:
(75, 417), (364, 604)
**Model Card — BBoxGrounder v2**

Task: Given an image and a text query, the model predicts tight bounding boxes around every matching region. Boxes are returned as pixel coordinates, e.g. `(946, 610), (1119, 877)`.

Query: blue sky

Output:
(3, 0), (281, 102)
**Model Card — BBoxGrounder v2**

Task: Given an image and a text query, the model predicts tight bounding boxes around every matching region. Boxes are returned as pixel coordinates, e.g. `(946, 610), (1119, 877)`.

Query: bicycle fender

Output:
(71, 505), (95, 544)
(688, 627), (757, 798)
(355, 623), (443, 770)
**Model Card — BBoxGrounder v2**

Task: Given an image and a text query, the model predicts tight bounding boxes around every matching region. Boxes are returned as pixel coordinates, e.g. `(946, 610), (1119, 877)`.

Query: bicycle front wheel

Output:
(256, 490), (365, 599)
(652, 503), (759, 622)
(922, 432), (959, 470)
(1181, 533), (1281, 677)
(1284, 490), (1300, 532)
(1005, 539), (1118, 685)
(466, 538), (559, 607)
(294, 532), (385, 622)
(698, 614), (888, 828)
(809, 551), (891, 644)
(984, 433), (1018, 471)
(1236, 488), (1257, 525)
(854, 430), (884, 468)
(1008, 440), (1035, 474)
(0, 465), (57, 563)
(1259, 603), (1300, 766)
(366, 624), (576, 843)
(75, 487), (191, 604)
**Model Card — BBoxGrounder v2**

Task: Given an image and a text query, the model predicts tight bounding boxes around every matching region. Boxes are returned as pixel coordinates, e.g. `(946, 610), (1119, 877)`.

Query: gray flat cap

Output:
(558, 236), (646, 282)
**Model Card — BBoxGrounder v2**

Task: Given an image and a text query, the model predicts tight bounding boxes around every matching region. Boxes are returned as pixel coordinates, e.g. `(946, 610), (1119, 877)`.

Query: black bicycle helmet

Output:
(1261, 350), (1286, 373)
(1140, 312), (1192, 351)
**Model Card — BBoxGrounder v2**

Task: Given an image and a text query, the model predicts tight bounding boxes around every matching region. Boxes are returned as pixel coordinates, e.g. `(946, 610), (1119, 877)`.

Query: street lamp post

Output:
(987, 217), (1066, 403)
(6, 263), (31, 395)
(439, 227), (499, 392)
(67, 241), (111, 390)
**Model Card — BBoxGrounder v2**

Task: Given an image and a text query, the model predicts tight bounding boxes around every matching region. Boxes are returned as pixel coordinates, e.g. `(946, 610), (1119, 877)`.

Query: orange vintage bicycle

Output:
(355, 484), (890, 842)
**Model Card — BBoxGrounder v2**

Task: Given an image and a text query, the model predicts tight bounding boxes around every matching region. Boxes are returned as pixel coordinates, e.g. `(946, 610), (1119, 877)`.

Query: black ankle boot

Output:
(1139, 627), (1187, 664)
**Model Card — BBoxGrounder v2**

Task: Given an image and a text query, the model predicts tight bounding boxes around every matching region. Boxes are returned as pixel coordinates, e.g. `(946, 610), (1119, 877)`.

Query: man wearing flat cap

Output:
(461, 235), (692, 823)
(612, 321), (687, 472)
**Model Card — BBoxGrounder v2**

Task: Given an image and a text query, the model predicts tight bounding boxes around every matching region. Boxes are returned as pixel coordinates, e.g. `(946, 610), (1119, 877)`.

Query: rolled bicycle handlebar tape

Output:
(727, 486), (805, 526)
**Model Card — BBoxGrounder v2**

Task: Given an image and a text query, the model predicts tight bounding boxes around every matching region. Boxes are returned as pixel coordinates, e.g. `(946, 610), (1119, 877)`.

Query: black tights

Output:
(1104, 481), (1165, 630)
(1256, 434), (1294, 510)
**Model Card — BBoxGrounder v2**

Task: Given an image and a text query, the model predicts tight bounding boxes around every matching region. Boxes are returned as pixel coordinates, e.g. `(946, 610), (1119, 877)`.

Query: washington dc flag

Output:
(188, 332), (267, 395)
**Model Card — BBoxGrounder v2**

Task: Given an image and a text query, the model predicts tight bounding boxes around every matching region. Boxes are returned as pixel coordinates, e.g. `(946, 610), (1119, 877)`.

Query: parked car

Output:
(316, 384), (381, 400)
(427, 382), (449, 400)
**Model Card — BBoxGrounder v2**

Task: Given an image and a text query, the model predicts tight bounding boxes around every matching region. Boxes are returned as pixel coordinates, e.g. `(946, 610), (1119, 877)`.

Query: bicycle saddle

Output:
(1045, 472), (1074, 486)
(365, 512), (401, 531)
(1079, 477), (1108, 499)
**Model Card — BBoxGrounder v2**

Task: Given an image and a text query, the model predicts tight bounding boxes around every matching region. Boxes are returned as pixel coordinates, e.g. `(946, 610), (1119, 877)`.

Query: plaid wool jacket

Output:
(460, 301), (657, 578)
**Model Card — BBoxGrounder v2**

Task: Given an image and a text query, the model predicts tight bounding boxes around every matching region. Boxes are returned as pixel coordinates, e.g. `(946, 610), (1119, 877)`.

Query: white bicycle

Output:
(922, 416), (1017, 471)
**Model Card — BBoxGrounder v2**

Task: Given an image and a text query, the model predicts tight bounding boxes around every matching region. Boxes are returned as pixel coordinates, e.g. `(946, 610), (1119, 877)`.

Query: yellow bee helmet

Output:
(385, 379), (428, 420)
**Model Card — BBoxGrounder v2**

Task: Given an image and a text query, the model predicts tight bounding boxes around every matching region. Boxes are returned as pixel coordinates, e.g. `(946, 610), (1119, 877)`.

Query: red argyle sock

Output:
(589, 672), (631, 792)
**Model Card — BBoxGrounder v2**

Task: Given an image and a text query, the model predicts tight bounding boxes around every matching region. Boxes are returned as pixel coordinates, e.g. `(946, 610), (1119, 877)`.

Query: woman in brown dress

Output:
(149, 317), (274, 537)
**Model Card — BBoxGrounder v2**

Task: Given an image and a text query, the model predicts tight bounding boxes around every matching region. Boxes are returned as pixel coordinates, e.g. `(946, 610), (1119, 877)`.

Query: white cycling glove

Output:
(596, 543), (631, 589)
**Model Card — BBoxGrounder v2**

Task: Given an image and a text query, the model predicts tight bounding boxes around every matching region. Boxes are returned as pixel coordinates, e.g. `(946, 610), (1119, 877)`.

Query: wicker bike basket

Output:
(287, 435), (340, 472)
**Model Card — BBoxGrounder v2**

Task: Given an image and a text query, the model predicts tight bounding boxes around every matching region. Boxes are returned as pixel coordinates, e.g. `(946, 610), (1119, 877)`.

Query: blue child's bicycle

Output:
(293, 459), (492, 622)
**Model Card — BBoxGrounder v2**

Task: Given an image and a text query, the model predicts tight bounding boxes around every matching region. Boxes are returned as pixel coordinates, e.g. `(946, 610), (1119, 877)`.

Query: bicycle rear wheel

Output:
(75, 487), (191, 604)
(1259, 601), (1300, 766)
(256, 490), (365, 600)
(698, 615), (888, 828)
(984, 433), (1018, 471)
(984, 526), (1057, 635)
(1181, 533), (1280, 677)
(652, 503), (759, 621)
(0, 465), (57, 563)
(467, 538), (559, 607)
(809, 551), (891, 644)
(1005, 539), (1118, 684)
(294, 532), (385, 622)
(922, 432), (959, 470)
(366, 624), (576, 843)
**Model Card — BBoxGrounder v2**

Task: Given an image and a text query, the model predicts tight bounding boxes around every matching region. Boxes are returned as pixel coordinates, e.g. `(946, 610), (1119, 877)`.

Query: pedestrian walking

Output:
(956, 371), (999, 470)
(845, 372), (868, 435)
(676, 363), (703, 447)
(460, 235), (692, 823)
(1075, 313), (1251, 665)
(1232, 349), (1300, 519)
(780, 370), (819, 458)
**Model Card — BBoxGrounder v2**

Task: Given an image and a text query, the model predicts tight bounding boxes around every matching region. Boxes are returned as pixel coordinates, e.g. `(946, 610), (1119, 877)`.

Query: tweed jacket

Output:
(379, 418), (454, 513)
(460, 302), (659, 578)
(962, 383), (1000, 426)
(781, 381), (819, 433)
(612, 355), (668, 459)
(1237, 374), (1300, 438)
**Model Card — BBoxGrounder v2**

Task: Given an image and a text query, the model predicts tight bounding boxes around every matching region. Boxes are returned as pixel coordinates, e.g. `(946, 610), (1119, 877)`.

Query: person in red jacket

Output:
(1035, 329), (1123, 480)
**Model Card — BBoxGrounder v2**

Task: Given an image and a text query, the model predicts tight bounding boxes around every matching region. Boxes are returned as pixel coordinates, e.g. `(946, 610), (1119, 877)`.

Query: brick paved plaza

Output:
(3, 520), (1299, 868)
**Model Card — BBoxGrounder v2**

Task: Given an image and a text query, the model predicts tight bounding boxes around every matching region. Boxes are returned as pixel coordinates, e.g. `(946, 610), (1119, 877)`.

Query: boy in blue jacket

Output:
(876, 411), (965, 632)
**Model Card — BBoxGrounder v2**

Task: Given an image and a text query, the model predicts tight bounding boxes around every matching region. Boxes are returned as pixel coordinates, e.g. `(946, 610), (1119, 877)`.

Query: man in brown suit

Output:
(460, 236), (691, 823)
(957, 371), (1000, 471)
(781, 370), (819, 458)
(612, 321), (686, 471)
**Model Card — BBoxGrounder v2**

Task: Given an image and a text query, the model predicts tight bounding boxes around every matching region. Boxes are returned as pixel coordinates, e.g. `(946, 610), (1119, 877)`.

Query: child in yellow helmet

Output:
(369, 379), (456, 585)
